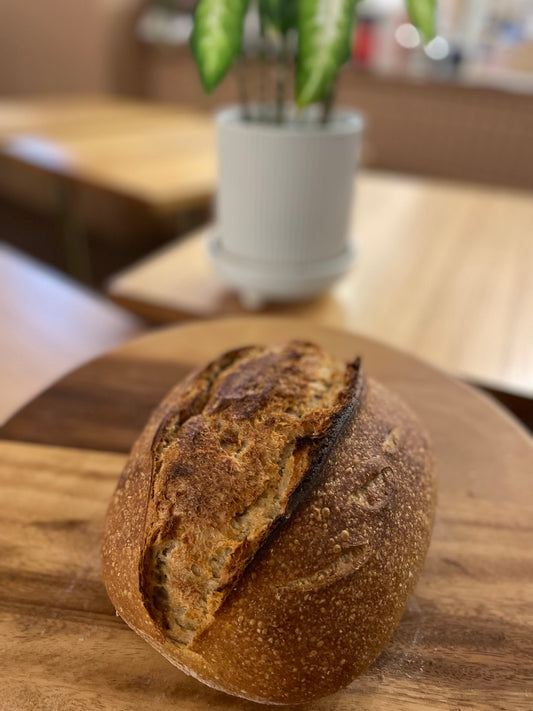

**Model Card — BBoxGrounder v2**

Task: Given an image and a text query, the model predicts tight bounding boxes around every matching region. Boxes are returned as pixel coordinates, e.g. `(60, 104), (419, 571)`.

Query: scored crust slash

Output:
(102, 340), (436, 704)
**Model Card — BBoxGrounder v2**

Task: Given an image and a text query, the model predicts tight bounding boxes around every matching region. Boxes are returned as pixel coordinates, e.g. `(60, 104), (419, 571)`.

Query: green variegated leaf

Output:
(191, 0), (250, 92)
(296, 0), (358, 107)
(259, 0), (298, 36)
(407, 0), (437, 42)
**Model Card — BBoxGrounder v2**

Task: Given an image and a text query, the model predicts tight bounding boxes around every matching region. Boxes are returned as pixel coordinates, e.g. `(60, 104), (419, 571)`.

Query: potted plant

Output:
(192, 0), (436, 307)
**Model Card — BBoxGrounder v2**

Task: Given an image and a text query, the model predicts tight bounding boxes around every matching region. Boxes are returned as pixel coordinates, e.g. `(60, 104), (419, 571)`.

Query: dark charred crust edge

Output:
(240, 358), (365, 571)
(284, 358), (364, 523)
(192, 358), (365, 646)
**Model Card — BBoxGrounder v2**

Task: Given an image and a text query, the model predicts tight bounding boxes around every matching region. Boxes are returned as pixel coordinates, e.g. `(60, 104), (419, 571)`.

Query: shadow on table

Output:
(472, 383), (533, 433)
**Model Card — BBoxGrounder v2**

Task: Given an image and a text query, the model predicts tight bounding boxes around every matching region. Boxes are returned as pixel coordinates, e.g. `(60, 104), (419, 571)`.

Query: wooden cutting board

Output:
(1, 317), (532, 711)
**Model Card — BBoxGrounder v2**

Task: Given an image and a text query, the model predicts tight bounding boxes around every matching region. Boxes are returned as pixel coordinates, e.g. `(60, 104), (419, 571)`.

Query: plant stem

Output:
(275, 34), (289, 125)
(258, 16), (267, 122)
(235, 56), (251, 121)
(321, 84), (335, 126)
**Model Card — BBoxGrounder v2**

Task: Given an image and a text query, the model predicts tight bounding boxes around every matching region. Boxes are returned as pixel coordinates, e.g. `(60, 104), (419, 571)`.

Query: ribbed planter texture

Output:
(208, 107), (364, 308)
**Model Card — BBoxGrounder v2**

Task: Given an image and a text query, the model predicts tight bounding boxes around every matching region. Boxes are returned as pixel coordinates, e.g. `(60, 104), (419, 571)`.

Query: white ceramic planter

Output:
(208, 107), (363, 307)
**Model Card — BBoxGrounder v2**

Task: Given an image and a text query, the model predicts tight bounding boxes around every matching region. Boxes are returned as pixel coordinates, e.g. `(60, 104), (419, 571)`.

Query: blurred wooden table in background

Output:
(0, 96), (216, 280)
(0, 95), (216, 211)
(108, 172), (533, 397)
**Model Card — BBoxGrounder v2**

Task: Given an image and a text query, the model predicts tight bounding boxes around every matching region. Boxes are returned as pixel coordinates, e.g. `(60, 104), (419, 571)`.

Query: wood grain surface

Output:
(107, 172), (533, 397)
(1, 317), (532, 711)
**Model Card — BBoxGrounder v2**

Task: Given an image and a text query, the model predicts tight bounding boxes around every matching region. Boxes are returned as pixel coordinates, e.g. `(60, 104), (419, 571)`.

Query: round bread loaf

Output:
(102, 341), (436, 704)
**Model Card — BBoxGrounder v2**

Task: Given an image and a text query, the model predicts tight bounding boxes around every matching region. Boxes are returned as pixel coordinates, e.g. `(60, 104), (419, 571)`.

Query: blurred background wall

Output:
(0, 0), (144, 96)
(0, 0), (532, 283)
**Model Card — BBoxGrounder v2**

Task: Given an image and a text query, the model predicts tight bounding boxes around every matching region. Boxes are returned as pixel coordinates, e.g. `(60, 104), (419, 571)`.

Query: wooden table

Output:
(0, 95), (216, 278)
(0, 95), (216, 211)
(0, 243), (143, 424)
(1, 317), (532, 710)
(108, 172), (533, 397)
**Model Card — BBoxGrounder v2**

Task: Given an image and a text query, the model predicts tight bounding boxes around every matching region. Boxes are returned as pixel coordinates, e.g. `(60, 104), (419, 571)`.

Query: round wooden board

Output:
(1, 317), (532, 711)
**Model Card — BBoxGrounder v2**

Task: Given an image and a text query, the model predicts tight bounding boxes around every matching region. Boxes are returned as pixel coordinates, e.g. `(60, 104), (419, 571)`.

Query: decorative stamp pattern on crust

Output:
(352, 456), (396, 511)
(277, 540), (370, 593)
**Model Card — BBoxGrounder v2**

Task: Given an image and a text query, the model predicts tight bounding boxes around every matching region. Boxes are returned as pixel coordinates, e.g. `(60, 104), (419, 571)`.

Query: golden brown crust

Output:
(141, 342), (355, 646)
(102, 341), (436, 704)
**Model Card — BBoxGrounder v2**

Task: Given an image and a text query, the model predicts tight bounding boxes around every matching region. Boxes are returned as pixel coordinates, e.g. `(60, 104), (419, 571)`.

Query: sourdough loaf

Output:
(102, 341), (436, 703)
